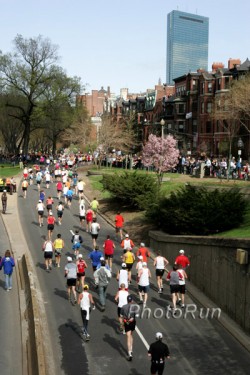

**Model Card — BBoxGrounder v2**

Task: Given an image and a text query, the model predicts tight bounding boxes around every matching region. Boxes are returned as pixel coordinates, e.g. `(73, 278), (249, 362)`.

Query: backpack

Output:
(77, 260), (86, 273)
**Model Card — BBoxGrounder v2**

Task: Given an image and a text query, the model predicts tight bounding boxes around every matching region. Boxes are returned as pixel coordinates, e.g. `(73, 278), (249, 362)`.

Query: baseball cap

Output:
(100, 256), (105, 261)
(49, 211), (53, 215)
(138, 255), (143, 260)
(140, 242), (145, 247)
(142, 262), (147, 266)
(179, 249), (185, 254)
(156, 332), (163, 339)
(38, 200), (42, 203)
(78, 254), (83, 258)
(67, 256), (72, 262)
(127, 295), (133, 302)
(125, 234), (129, 237)
(3, 190), (6, 192)
(122, 263), (126, 268)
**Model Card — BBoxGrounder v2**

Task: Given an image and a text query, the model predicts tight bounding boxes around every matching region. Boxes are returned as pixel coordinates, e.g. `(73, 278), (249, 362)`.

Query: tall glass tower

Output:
(167, 10), (209, 84)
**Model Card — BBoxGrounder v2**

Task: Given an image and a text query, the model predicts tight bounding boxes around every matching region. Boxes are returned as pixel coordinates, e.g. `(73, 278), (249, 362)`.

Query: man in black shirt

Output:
(148, 332), (170, 375)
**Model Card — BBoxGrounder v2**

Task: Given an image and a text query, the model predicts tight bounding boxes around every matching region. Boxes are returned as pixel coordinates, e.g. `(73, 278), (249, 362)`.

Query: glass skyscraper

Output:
(167, 10), (209, 84)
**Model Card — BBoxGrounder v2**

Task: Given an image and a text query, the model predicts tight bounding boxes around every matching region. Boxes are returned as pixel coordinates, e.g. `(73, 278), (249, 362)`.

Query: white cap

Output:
(49, 212), (53, 215)
(121, 263), (126, 268)
(100, 257), (105, 260)
(179, 249), (185, 254)
(125, 234), (129, 237)
(78, 254), (83, 258)
(3, 190), (7, 192)
(38, 200), (42, 203)
(140, 242), (145, 247)
(142, 262), (147, 267)
(156, 332), (163, 339)
(138, 255), (143, 260)
(67, 256), (72, 262)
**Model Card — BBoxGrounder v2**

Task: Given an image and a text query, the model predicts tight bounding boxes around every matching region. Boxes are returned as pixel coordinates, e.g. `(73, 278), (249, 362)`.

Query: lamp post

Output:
(160, 119), (165, 140)
(237, 137), (244, 160)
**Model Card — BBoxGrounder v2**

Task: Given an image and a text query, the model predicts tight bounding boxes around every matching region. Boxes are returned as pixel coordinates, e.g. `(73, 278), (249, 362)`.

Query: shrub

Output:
(146, 185), (247, 235)
(101, 171), (158, 210)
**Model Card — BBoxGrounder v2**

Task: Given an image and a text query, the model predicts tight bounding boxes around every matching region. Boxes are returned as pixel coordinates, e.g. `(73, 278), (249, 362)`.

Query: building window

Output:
(192, 101), (198, 112)
(178, 121), (185, 133)
(201, 82), (205, 94)
(207, 102), (212, 113)
(177, 103), (185, 114)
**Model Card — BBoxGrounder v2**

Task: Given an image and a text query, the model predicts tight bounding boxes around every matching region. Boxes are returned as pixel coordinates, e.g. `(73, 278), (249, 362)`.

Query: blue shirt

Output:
(67, 190), (73, 198)
(0, 256), (15, 275)
(89, 251), (103, 266)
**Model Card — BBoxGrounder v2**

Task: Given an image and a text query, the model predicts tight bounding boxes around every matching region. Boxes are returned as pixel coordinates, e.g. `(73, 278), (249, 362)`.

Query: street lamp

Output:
(160, 119), (165, 140)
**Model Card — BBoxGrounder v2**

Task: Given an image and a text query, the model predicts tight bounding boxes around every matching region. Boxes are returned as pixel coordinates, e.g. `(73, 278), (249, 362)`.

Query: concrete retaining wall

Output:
(149, 231), (250, 333)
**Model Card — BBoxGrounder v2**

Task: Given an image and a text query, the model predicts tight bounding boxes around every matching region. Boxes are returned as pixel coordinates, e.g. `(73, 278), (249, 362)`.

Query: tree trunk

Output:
(22, 120), (31, 155)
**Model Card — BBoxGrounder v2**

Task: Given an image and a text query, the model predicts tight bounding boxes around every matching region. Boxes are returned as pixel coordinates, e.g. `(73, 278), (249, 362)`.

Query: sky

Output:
(1, 0), (250, 95)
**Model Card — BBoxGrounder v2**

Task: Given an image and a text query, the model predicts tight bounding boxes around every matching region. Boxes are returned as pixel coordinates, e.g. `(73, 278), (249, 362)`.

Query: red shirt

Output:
(136, 247), (150, 263)
(57, 182), (63, 191)
(174, 255), (190, 268)
(115, 214), (124, 228)
(47, 216), (55, 225)
(103, 239), (115, 255)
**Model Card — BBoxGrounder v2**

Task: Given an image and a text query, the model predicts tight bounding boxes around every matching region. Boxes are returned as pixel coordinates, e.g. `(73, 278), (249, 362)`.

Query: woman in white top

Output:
(177, 265), (187, 308)
(138, 262), (151, 307)
(79, 200), (86, 229)
(37, 200), (45, 227)
(63, 185), (68, 204)
(153, 251), (169, 294)
(115, 283), (129, 333)
(42, 239), (54, 270)
(116, 263), (129, 289)
(78, 284), (95, 339)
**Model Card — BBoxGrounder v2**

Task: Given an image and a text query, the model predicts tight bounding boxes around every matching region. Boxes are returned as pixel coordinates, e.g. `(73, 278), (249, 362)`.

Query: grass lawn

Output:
(87, 167), (250, 238)
(0, 165), (20, 178)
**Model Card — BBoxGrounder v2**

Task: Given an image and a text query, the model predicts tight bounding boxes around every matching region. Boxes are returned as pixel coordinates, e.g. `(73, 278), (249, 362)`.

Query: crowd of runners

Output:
(16, 156), (191, 374)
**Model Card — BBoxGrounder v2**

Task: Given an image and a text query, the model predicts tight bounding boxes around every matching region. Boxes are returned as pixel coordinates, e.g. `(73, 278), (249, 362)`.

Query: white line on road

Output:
(135, 326), (150, 350)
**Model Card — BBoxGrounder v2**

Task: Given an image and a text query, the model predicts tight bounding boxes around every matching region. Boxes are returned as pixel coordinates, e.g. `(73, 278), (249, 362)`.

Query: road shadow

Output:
(102, 333), (127, 356)
(54, 287), (68, 301)
(58, 319), (90, 375)
(101, 315), (119, 333)
(0, 278), (6, 290)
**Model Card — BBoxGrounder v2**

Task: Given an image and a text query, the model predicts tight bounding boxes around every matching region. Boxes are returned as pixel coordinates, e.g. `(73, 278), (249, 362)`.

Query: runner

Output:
(45, 171), (52, 189)
(42, 238), (54, 271)
(66, 187), (74, 208)
(89, 246), (103, 272)
(138, 262), (151, 307)
(103, 234), (115, 272)
(78, 284), (95, 341)
(86, 206), (94, 232)
(148, 332), (170, 375)
(71, 229), (83, 259)
(77, 179), (85, 200)
(93, 260), (111, 311)
(153, 251), (169, 294)
(65, 256), (77, 304)
(56, 201), (64, 225)
(76, 254), (88, 292)
(36, 170), (42, 191)
(120, 295), (137, 361)
(121, 234), (135, 254)
(39, 189), (46, 203)
(90, 217), (100, 247)
(56, 180), (63, 200)
(1, 190), (7, 214)
(47, 211), (56, 240)
(136, 243), (150, 263)
(21, 179), (28, 198)
(174, 249), (190, 269)
(115, 283), (129, 333)
(90, 197), (99, 215)
(79, 199), (86, 230)
(115, 212), (125, 240)
(36, 199), (45, 227)
(166, 265), (183, 313)
(177, 265), (188, 308)
(136, 255), (144, 280)
(116, 263), (129, 289)
(122, 248), (135, 284)
(46, 196), (54, 214)
(53, 233), (64, 268)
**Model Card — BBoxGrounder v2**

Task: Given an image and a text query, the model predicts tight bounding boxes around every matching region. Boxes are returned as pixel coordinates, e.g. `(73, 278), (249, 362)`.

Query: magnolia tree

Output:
(142, 134), (179, 185)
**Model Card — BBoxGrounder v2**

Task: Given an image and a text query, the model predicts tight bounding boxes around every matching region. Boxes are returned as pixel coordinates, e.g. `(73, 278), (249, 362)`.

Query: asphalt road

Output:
(0, 215), (22, 375)
(18, 178), (250, 375)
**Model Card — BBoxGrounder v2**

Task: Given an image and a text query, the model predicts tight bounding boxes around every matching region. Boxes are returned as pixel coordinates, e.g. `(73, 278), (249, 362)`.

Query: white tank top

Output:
(118, 269), (128, 288)
(139, 268), (150, 286)
(80, 292), (90, 319)
(155, 256), (165, 270)
(118, 290), (128, 308)
(123, 239), (131, 249)
(37, 203), (44, 211)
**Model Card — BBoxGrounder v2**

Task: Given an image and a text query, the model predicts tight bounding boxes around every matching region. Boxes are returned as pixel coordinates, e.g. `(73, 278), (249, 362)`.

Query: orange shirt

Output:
(136, 247), (150, 262)
(115, 214), (124, 228)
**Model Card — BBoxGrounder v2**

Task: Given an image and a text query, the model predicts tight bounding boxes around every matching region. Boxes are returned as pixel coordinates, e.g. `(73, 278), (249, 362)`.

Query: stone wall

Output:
(149, 231), (250, 333)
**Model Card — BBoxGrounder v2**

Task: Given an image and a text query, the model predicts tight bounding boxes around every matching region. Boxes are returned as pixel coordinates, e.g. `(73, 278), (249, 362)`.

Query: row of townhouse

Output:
(106, 58), (250, 159)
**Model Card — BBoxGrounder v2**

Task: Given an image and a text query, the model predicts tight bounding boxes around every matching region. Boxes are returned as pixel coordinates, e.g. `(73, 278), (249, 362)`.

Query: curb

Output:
(1, 175), (53, 375)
